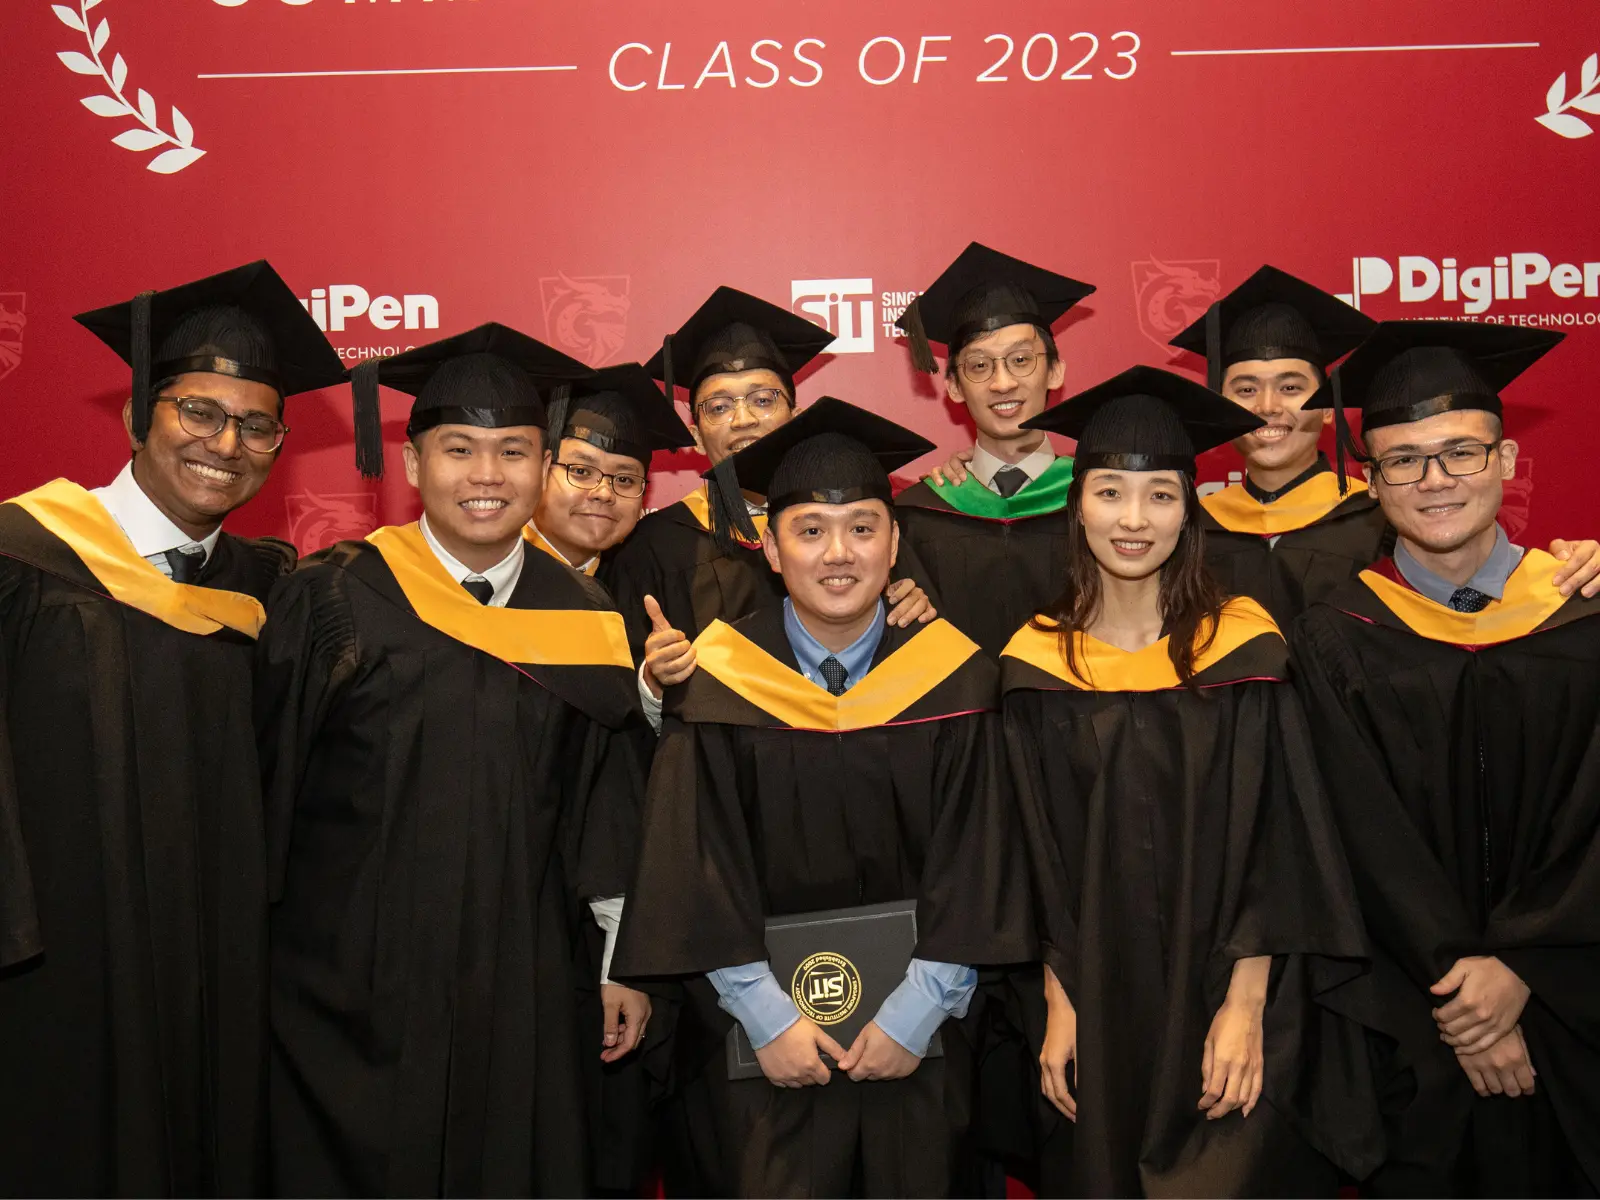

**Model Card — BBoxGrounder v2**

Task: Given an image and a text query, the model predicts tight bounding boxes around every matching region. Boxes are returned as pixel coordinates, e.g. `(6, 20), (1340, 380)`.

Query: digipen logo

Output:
(0, 293), (24, 382)
(541, 274), (629, 367)
(300, 286), (440, 333)
(1131, 259), (1220, 351)
(792, 279), (874, 354)
(1337, 255), (1600, 315)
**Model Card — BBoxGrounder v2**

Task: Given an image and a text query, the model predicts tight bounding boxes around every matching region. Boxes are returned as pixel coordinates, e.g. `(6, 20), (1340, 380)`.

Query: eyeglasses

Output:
(554, 460), (647, 499)
(155, 396), (287, 453)
(1372, 440), (1500, 487)
(957, 348), (1045, 384)
(695, 387), (788, 426)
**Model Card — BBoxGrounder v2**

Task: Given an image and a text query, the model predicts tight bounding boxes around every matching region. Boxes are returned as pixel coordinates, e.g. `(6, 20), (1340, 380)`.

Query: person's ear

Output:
(1497, 439), (1519, 479)
(402, 439), (422, 489)
(689, 417), (707, 457)
(1320, 408), (1335, 428)
(761, 525), (782, 575)
(1361, 461), (1376, 490)
(1046, 355), (1066, 392)
(888, 518), (900, 572)
(121, 397), (144, 452)
(944, 371), (964, 406)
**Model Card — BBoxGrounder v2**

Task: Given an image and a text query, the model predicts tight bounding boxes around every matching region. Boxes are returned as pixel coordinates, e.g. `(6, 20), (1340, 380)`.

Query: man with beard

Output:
(258, 324), (650, 1196)
(1293, 321), (1600, 1196)
(527, 363), (694, 576)
(1170, 265), (1600, 624)
(0, 260), (344, 1195)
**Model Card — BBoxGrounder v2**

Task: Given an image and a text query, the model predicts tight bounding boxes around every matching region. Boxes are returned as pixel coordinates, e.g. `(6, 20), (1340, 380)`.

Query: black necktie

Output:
(818, 655), (848, 696)
(1448, 586), (1492, 613)
(164, 546), (205, 584)
(992, 465), (1027, 498)
(461, 576), (495, 605)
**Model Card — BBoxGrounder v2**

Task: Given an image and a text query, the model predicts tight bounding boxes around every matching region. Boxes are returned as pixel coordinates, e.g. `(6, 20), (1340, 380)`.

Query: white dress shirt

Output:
(968, 439), (1057, 495)
(90, 462), (221, 577)
(418, 515), (525, 607)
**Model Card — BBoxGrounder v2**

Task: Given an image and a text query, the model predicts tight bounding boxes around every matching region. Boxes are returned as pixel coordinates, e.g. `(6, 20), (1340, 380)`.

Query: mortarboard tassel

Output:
(707, 455), (760, 553)
(544, 386), (571, 448)
(130, 289), (155, 443)
(661, 333), (676, 405)
(902, 299), (937, 375)
(352, 359), (386, 479)
(1204, 302), (1222, 392)
(1330, 371), (1352, 494)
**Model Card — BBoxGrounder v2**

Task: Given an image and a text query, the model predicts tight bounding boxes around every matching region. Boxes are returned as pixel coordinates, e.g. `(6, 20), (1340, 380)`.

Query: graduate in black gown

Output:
(0, 261), (344, 1196)
(1169, 265), (1600, 624)
(1292, 321), (1600, 1197)
(258, 324), (651, 1197)
(1001, 366), (1382, 1197)
(892, 243), (1097, 657)
(612, 398), (1034, 1198)
(600, 286), (932, 729)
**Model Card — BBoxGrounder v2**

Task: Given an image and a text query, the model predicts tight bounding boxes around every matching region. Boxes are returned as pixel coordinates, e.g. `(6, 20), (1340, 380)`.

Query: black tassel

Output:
(544, 387), (571, 449)
(707, 456), (760, 553)
(661, 333), (676, 405)
(1331, 371), (1353, 494)
(903, 299), (937, 375)
(130, 290), (155, 443)
(1204, 301), (1221, 392)
(352, 359), (385, 479)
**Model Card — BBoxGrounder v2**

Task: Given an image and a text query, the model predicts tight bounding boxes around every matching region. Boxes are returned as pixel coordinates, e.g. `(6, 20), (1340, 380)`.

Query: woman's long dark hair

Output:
(1030, 470), (1226, 688)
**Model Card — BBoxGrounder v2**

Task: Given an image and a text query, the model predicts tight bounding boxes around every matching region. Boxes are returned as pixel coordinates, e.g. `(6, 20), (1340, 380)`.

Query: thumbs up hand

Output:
(642, 594), (696, 698)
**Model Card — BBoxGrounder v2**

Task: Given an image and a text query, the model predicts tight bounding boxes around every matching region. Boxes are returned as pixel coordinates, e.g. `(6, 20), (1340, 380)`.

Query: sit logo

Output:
(792, 279), (874, 354)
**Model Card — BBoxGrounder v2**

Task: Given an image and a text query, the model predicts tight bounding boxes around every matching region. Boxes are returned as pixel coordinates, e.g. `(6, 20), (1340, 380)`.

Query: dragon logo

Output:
(1131, 259), (1222, 352)
(284, 492), (377, 554)
(0, 294), (24, 382)
(540, 274), (630, 367)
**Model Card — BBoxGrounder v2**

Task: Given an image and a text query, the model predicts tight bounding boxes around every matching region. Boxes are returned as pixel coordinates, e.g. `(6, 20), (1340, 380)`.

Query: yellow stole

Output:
(523, 523), (598, 577)
(366, 523), (632, 667)
(1202, 472), (1368, 536)
(1000, 596), (1282, 691)
(4, 478), (265, 637)
(679, 484), (769, 545)
(692, 617), (979, 731)
(1358, 550), (1569, 646)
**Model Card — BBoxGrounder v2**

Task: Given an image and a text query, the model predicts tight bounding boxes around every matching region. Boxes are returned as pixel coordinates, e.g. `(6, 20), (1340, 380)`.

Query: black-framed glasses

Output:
(554, 460), (647, 499)
(695, 387), (788, 426)
(957, 348), (1044, 383)
(155, 396), (287, 453)
(1372, 440), (1500, 487)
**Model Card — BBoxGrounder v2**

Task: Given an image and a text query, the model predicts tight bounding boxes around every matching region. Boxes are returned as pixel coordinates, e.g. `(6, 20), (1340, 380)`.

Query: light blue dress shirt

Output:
(1394, 524), (1523, 605)
(707, 598), (977, 1058)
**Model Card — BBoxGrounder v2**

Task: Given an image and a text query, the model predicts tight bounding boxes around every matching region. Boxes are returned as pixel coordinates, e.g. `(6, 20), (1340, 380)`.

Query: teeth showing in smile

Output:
(990, 401), (1022, 416)
(185, 461), (240, 483)
(820, 576), (857, 587)
(1111, 540), (1151, 552)
(1419, 504), (1463, 514)
(462, 498), (508, 511)
(1254, 426), (1292, 440)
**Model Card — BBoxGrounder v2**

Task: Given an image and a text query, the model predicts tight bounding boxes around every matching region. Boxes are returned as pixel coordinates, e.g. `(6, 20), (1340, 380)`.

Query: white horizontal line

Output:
(1170, 41), (1539, 57)
(197, 64), (577, 79)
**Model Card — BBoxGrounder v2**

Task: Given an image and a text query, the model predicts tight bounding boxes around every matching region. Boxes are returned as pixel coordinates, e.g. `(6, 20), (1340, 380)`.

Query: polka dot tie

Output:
(1448, 586), (1491, 613)
(818, 655), (848, 696)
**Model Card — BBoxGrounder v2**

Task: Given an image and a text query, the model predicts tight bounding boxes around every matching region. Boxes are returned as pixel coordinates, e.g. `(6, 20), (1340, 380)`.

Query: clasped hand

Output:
(754, 1017), (920, 1088)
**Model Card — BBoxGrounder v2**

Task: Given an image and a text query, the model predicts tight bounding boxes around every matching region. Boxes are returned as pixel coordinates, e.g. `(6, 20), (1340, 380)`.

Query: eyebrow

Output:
(965, 338), (1040, 356)
(1377, 436), (1482, 454)
(1229, 370), (1311, 384)
(165, 392), (279, 421)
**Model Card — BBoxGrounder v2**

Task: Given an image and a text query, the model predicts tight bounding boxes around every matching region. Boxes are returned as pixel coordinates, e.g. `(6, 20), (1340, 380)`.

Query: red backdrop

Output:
(4, 0), (1598, 550)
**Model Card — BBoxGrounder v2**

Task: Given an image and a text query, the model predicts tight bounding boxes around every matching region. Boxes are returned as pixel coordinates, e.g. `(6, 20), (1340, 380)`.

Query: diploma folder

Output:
(726, 898), (942, 1081)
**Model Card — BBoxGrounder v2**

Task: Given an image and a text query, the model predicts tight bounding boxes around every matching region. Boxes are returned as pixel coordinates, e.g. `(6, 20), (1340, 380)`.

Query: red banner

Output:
(3, 0), (1596, 548)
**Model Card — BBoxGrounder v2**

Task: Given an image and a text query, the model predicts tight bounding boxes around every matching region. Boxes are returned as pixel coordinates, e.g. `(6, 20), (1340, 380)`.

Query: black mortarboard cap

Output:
(74, 259), (344, 443)
(546, 362), (694, 469)
(348, 322), (594, 478)
(646, 285), (835, 405)
(706, 397), (934, 536)
(1169, 264), (1377, 390)
(1023, 364), (1264, 475)
(894, 242), (1096, 373)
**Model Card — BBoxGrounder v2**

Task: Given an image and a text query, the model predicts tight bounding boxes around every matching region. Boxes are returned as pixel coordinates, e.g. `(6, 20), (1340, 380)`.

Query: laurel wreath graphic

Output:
(53, 0), (206, 173)
(1537, 52), (1600, 140)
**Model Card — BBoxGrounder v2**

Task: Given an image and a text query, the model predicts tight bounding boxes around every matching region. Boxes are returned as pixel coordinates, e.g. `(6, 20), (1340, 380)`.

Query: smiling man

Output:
(0, 261), (344, 1196)
(257, 324), (652, 1196)
(1292, 322), (1600, 1196)
(613, 398), (1031, 1198)
(892, 243), (1097, 656)
(528, 363), (694, 576)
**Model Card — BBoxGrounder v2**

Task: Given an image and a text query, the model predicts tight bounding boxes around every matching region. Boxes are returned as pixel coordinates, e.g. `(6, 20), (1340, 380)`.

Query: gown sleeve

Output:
(0, 560), (40, 968)
(560, 716), (652, 903)
(597, 534), (667, 667)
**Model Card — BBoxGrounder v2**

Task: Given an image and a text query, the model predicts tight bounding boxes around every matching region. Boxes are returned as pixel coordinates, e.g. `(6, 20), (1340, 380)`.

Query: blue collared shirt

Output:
(1394, 524), (1524, 605)
(706, 596), (977, 1058)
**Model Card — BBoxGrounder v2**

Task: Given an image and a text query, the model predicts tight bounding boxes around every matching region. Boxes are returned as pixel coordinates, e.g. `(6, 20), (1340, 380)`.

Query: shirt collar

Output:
(969, 439), (1057, 492)
(1243, 454), (1330, 505)
(419, 514), (526, 607)
(781, 596), (886, 692)
(526, 520), (597, 574)
(90, 461), (223, 560)
(1394, 524), (1524, 605)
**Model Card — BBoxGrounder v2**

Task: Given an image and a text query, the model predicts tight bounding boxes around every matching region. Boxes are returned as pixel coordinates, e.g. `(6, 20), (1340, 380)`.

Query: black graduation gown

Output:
(612, 607), (1035, 1198)
(598, 486), (783, 660)
(0, 478), (290, 1198)
(1200, 469), (1393, 629)
(1291, 552), (1600, 1196)
(256, 527), (643, 1197)
(1002, 598), (1382, 1198)
(895, 480), (1072, 658)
